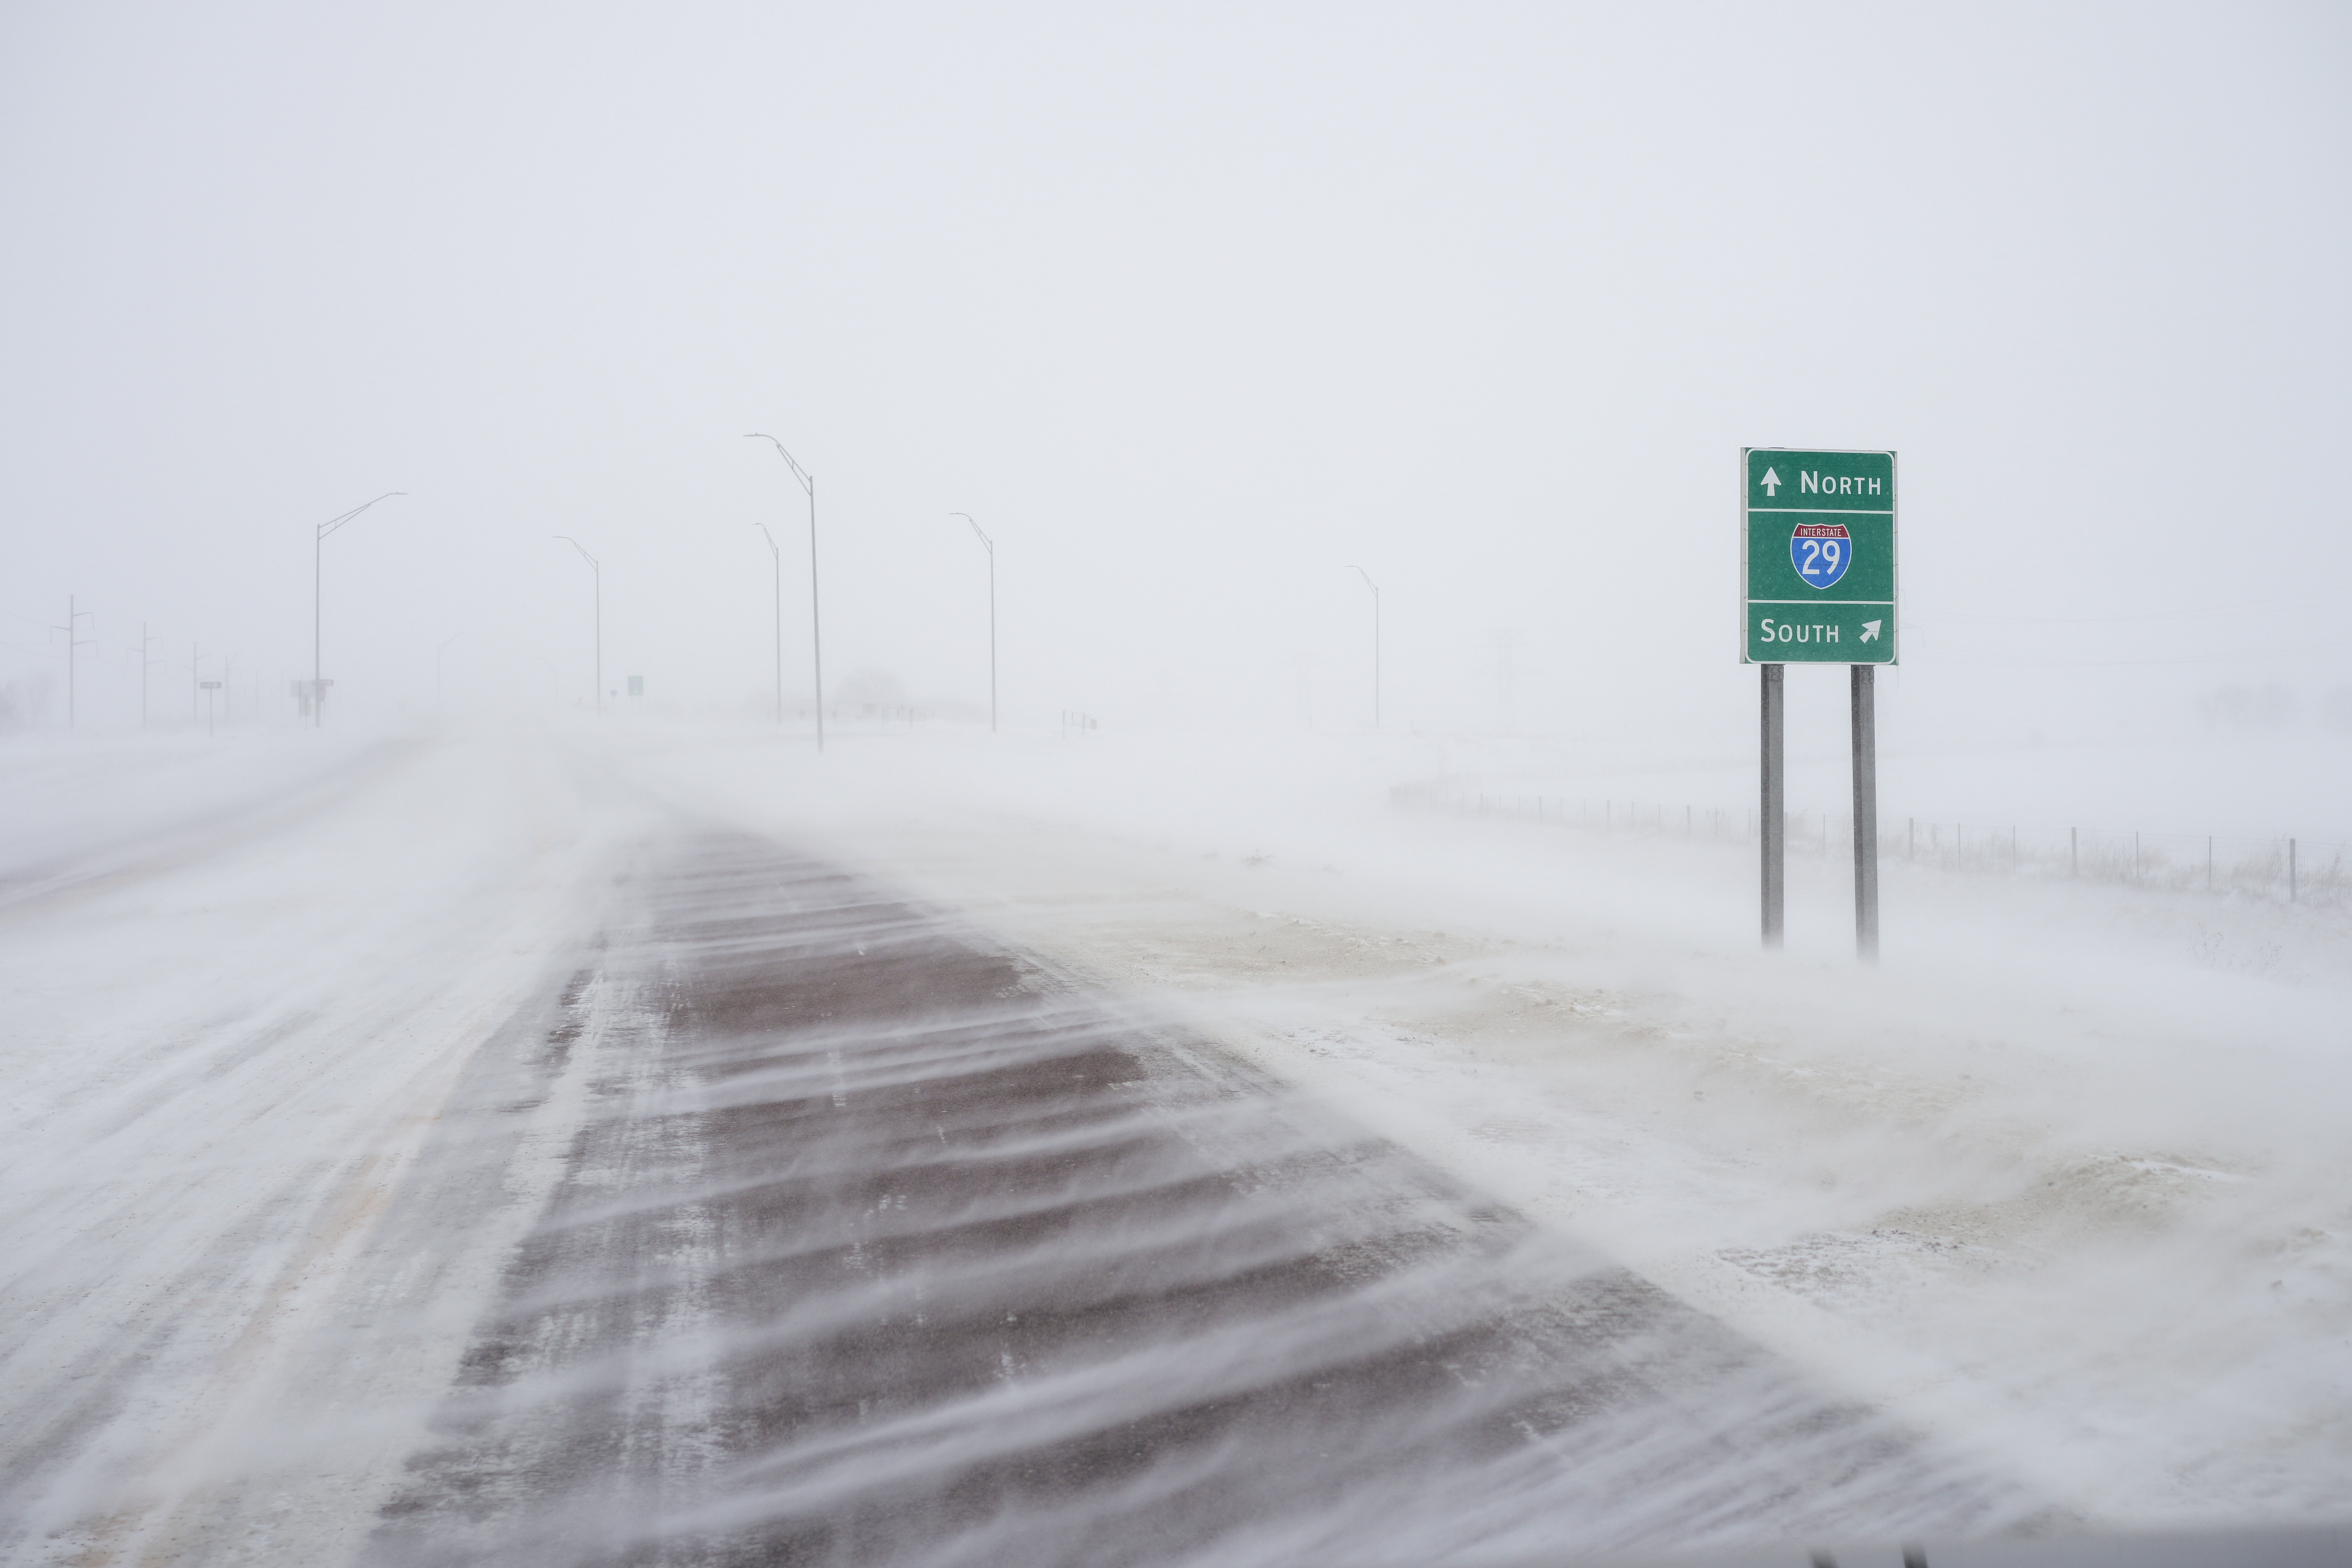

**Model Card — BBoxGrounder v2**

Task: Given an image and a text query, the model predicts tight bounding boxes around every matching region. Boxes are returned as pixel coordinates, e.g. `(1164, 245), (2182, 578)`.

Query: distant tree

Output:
(2323, 686), (2352, 735)
(834, 667), (909, 716)
(2197, 683), (2297, 730)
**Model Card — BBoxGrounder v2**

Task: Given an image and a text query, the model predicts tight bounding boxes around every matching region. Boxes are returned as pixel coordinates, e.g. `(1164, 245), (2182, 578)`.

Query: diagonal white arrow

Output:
(1860, 620), (1882, 642)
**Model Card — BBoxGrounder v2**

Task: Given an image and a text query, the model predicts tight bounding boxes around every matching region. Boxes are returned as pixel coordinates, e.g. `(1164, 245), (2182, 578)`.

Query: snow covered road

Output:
(0, 731), (632, 1563)
(1, 721), (2345, 1563)
(351, 830), (2031, 1565)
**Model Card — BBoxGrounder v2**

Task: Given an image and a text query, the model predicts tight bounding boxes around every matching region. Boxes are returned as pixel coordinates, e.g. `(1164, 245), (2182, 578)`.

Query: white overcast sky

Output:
(2, 1), (2346, 743)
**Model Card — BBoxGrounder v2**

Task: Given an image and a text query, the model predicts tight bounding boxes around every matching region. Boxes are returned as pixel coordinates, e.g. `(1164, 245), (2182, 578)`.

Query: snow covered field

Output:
(2, 715), (2347, 1558)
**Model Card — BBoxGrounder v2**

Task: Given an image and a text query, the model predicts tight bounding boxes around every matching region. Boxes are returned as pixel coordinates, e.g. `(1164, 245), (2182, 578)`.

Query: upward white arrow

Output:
(1760, 467), (1780, 497)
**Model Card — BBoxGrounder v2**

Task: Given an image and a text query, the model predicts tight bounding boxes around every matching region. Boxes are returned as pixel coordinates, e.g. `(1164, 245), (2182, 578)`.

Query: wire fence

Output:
(1389, 781), (2348, 909)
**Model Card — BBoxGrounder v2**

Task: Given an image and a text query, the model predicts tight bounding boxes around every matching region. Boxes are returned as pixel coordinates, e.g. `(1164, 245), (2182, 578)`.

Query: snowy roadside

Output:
(0, 728), (637, 1562)
(618, 718), (2352, 1532)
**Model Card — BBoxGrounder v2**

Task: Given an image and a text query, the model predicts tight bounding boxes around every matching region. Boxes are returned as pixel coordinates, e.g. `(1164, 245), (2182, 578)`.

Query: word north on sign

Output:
(1741, 447), (1897, 664)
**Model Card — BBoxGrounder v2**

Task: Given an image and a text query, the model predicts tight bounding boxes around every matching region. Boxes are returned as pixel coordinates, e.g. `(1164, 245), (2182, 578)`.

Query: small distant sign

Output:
(199, 681), (223, 689)
(627, 676), (644, 697)
(1741, 448), (1897, 664)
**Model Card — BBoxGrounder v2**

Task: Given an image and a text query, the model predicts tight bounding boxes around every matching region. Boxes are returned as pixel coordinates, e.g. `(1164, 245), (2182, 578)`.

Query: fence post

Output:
(2071, 827), (2078, 879)
(2207, 837), (2213, 891)
(2290, 838), (2297, 903)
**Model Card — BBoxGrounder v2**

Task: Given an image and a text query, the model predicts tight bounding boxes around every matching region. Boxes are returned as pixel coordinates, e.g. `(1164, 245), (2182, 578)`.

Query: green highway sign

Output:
(1740, 448), (1897, 664)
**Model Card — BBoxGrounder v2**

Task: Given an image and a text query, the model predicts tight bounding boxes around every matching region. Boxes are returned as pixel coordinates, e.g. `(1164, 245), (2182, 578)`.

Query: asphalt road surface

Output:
(16, 828), (2050, 1566)
(353, 830), (2045, 1566)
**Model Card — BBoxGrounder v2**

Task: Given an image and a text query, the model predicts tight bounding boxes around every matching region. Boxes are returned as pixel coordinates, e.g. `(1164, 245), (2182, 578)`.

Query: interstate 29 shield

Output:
(1789, 522), (1852, 589)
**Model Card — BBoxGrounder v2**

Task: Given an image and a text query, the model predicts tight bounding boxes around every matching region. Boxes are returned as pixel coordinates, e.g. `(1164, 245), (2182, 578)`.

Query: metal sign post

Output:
(1742, 449), (1897, 960)
(1850, 666), (1879, 958)
(1761, 663), (1785, 947)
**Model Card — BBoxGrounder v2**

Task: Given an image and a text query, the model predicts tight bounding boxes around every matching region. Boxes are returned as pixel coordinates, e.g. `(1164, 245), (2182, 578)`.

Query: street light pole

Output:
(952, 513), (996, 733)
(752, 522), (782, 724)
(314, 492), (404, 728)
(1346, 565), (1381, 729)
(553, 537), (602, 713)
(745, 435), (823, 752)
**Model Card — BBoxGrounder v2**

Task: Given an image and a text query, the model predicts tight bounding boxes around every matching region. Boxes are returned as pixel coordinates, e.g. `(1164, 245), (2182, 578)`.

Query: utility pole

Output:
(314, 492), (404, 727)
(752, 523), (782, 724)
(1346, 567), (1381, 728)
(552, 537), (602, 712)
(139, 623), (161, 728)
(51, 598), (95, 728)
(745, 435), (823, 751)
(952, 513), (996, 733)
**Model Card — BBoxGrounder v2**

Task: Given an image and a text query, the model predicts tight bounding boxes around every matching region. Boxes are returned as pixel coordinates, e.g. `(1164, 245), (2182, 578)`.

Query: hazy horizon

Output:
(5, 1), (2349, 773)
